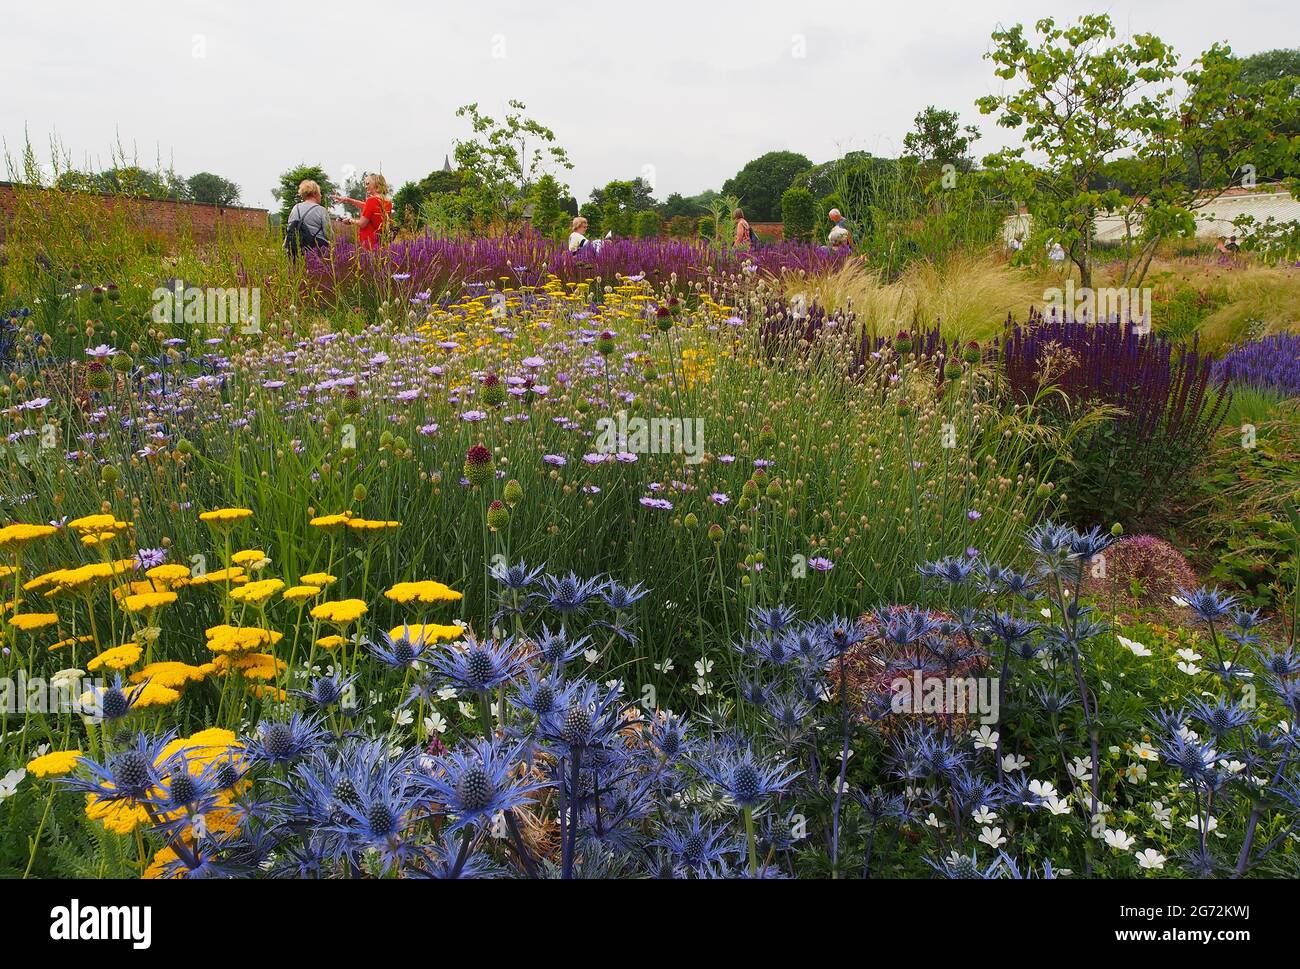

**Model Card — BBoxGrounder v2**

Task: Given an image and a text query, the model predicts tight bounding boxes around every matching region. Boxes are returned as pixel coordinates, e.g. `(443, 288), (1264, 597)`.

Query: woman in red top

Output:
(333, 173), (393, 250)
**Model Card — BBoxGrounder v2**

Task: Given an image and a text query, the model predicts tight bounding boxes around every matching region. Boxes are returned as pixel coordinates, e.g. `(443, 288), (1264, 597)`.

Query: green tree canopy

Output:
(187, 172), (241, 206)
(721, 150), (812, 221)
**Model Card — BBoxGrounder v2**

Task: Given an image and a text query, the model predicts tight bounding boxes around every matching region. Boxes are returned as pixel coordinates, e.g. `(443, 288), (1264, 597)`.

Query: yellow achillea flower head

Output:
(390, 622), (464, 645)
(121, 591), (178, 613)
(0, 522), (59, 549)
(48, 634), (95, 652)
(346, 518), (401, 534)
(299, 572), (337, 587)
(308, 511), (353, 530)
(186, 567), (247, 587)
(145, 564), (192, 588)
(86, 794), (150, 835)
(315, 635), (348, 650)
(384, 580), (463, 605)
(310, 599), (368, 625)
(87, 643), (143, 672)
(231, 549), (269, 567)
(8, 612), (59, 632)
(199, 508), (254, 531)
(282, 584), (322, 603)
(26, 749), (83, 778)
(130, 661), (210, 689)
(67, 514), (121, 533)
(213, 652), (285, 680)
(205, 624), (283, 655)
(132, 680), (181, 709)
(228, 578), (285, 605)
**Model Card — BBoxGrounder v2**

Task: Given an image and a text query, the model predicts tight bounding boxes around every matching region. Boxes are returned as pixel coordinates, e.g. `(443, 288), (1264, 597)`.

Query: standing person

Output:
(732, 208), (755, 250)
(333, 173), (393, 251)
(568, 216), (590, 253)
(827, 208), (853, 248)
(284, 179), (332, 259)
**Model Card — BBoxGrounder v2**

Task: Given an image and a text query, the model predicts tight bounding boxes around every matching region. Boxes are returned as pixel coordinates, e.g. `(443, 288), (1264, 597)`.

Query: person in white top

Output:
(568, 216), (590, 254)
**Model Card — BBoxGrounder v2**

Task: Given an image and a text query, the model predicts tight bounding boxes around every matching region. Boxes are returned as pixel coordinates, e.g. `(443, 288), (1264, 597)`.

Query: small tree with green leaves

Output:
(272, 164), (336, 228)
(453, 100), (573, 233)
(780, 186), (816, 243)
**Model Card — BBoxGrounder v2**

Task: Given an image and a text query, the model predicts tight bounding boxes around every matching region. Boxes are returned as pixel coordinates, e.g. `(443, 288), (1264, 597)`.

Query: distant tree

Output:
(722, 150), (813, 222)
(662, 192), (708, 219)
(1238, 47), (1300, 85)
(696, 215), (716, 240)
(587, 178), (658, 237)
(780, 186), (816, 243)
(453, 99), (573, 231)
(665, 215), (696, 238)
(530, 173), (567, 238)
(902, 106), (980, 172)
(187, 172), (241, 206)
(633, 209), (663, 238)
(272, 163), (336, 227)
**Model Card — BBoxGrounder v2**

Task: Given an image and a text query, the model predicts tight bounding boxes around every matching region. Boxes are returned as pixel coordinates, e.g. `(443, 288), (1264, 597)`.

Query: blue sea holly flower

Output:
(291, 671), (359, 711)
(62, 731), (180, 803)
(653, 813), (738, 872)
(918, 555), (976, 586)
(537, 571), (607, 615)
(246, 713), (327, 768)
(430, 633), (528, 693)
(598, 579), (648, 612)
(748, 604), (797, 635)
(925, 849), (1006, 879)
(370, 625), (436, 670)
(491, 559), (545, 591)
(1176, 586), (1239, 624)
(533, 622), (590, 667)
(423, 738), (542, 833)
(696, 746), (800, 809)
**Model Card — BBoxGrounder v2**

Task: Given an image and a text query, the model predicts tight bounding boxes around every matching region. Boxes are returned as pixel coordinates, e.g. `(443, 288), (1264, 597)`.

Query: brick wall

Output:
(751, 222), (785, 242)
(0, 181), (269, 245)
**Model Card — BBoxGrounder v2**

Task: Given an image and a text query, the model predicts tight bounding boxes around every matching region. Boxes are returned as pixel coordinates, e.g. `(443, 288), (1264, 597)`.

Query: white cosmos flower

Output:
(653, 658), (674, 673)
(1002, 753), (1029, 772)
(392, 708), (413, 727)
(1176, 647), (1202, 663)
(694, 658), (714, 677)
(1130, 742), (1160, 762)
(0, 768), (26, 802)
(1150, 800), (1173, 828)
(1068, 757), (1093, 782)
(1028, 779), (1058, 800)
(979, 826), (1007, 849)
(970, 725), (999, 751)
(1117, 635), (1152, 657)
(1043, 795), (1072, 815)
(1135, 848), (1166, 870)
(424, 711), (447, 734)
(972, 805), (998, 825)
(1177, 661), (1202, 676)
(925, 812), (945, 829)
(583, 648), (600, 664)
(1103, 828), (1136, 851)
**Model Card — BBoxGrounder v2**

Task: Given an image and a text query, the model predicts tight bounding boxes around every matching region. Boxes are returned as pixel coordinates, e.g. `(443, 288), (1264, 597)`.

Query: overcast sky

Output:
(3, 1), (1296, 209)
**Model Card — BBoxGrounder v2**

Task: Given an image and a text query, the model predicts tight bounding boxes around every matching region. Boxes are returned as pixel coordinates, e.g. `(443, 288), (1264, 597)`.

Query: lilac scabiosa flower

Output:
(423, 738), (541, 833)
(696, 746), (800, 809)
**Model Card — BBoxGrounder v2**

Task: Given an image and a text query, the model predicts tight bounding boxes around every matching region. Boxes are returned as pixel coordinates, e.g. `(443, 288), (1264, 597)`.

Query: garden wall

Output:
(0, 181), (269, 245)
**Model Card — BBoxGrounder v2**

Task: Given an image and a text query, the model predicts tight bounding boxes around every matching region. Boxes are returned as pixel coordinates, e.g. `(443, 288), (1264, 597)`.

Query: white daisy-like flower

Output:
(1043, 795), (1072, 815)
(424, 711), (447, 734)
(1150, 800), (1173, 829)
(1135, 848), (1166, 870)
(694, 658), (714, 678)
(1130, 742), (1160, 762)
(1001, 753), (1029, 772)
(972, 805), (998, 825)
(1103, 828), (1136, 851)
(979, 826), (1007, 849)
(1028, 779), (1058, 800)
(392, 708), (413, 727)
(1068, 757), (1093, 783)
(1117, 635), (1152, 657)
(970, 725), (999, 751)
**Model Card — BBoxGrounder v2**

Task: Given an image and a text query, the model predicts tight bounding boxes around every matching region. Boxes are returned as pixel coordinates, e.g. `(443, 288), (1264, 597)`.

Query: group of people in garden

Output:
(284, 171), (858, 260)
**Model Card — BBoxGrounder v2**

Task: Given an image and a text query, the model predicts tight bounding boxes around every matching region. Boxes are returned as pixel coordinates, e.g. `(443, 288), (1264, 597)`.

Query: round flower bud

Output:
(486, 499), (510, 532)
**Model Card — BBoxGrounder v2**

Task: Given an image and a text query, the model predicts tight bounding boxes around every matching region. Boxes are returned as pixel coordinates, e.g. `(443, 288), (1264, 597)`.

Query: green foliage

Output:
(780, 186), (816, 243)
(187, 172), (241, 206)
(977, 15), (1300, 289)
(632, 208), (662, 239)
(452, 99), (573, 232)
(722, 150), (813, 222)
(696, 215), (715, 240)
(902, 106), (979, 171)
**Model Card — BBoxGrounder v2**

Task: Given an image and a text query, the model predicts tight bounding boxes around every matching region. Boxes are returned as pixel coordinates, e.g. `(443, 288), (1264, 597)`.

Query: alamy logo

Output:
(152, 280), (261, 333)
(890, 672), (1000, 725)
(1043, 280), (1151, 333)
(594, 410), (704, 465)
(49, 899), (152, 949)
